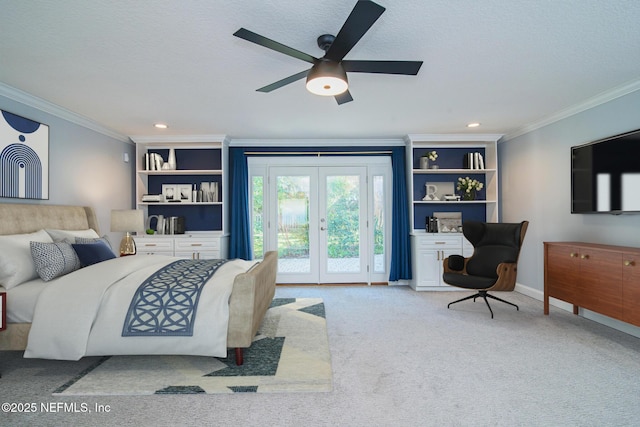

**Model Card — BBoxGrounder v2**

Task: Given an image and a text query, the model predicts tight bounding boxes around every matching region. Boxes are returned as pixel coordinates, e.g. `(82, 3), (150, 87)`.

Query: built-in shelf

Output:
(131, 138), (228, 233)
(405, 134), (502, 230)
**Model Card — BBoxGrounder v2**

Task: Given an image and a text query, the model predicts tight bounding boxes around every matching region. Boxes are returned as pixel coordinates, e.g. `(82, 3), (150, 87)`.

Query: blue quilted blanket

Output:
(122, 259), (229, 337)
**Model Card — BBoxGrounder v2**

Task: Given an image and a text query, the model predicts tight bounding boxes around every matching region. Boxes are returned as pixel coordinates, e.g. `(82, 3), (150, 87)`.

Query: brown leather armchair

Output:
(442, 221), (529, 318)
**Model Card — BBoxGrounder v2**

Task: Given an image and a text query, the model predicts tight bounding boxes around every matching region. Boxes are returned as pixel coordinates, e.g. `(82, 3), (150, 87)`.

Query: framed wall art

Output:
(0, 109), (49, 200)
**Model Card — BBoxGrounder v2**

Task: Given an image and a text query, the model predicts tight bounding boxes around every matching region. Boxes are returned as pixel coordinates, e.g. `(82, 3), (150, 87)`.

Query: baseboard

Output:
(515, 283), (640, 339)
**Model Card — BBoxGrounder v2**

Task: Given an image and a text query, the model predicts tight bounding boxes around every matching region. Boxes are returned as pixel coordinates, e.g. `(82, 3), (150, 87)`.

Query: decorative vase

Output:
(168, 148), (177, 170)
(420, 157), (429, 169)
(462, 190), (476, 201)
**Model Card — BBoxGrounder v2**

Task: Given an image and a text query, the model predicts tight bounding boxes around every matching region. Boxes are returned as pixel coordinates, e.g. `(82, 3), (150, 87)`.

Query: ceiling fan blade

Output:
(342, 60), (423, 75)
(256, 69), (310, 93)
(234, 28), (317, 64)
(335, 90), (354, 105)
(325, 0), (385, 62)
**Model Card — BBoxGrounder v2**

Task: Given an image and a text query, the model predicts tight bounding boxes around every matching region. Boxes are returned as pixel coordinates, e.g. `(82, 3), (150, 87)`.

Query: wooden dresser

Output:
(544, 242), (640, 327)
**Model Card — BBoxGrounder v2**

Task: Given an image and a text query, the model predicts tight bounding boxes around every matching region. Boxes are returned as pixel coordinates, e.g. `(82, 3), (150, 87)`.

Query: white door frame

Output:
(249, 156), (392, 284)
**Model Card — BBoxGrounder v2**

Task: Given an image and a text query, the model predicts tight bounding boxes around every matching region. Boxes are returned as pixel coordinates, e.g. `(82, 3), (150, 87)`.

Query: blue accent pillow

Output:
(75, 235), (113, 250)
(72, 241), (116, 267)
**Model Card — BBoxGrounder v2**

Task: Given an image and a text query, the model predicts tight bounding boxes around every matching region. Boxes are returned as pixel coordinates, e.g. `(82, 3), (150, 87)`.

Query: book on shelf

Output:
(141, 194), (162, 202)
(463, 152), (485, 170)
(425, 216), (439, 233)
(144, 153), (164, 171)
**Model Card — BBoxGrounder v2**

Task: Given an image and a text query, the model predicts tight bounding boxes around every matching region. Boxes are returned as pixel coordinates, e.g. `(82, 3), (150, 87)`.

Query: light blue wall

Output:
(0, 94), (135, 244)
(499, 89), (640, 334)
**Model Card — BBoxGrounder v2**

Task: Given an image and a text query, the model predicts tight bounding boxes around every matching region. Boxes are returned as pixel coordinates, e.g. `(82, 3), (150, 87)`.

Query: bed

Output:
(0, 203), (277, 365)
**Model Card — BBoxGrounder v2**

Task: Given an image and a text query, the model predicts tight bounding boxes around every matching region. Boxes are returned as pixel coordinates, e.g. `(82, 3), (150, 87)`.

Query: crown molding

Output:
(503, 78), (640, 142)
(405, 134), (503, 143)
(228, 138), (405, 147)
(129, 135), (228, 144)
(0, 82), (129, 143)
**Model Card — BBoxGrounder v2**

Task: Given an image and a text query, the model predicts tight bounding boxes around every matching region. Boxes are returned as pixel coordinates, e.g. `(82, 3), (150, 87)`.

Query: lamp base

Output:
(119, 232), (137, 257)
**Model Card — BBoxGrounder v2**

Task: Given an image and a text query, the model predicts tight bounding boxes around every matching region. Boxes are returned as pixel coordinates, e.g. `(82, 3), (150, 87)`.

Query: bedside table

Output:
(0, 290), (5, 379)
(0, 290), (5, 332)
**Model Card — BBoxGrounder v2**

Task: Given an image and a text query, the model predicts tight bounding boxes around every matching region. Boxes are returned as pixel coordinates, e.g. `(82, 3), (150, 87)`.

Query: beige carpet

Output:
(53, 298), (331, 395)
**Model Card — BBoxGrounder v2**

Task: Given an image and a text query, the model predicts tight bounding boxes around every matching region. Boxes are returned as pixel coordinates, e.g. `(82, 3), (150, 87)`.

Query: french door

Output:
(250, 156), (391, 284)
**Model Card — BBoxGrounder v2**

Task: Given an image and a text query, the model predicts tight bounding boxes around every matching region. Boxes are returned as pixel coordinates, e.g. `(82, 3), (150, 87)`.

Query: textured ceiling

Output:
(1, 0), (639, 141)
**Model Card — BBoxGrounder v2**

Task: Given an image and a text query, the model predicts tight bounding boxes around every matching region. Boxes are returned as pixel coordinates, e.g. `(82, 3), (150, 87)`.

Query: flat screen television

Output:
(571, 128), (640, 214)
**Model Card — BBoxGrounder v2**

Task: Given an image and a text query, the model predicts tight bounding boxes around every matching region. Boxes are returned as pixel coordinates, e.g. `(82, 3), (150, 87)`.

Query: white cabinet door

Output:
(411, 234), (463, 291)
(414, 248), (441, 288)
(174, 250), (221, 259)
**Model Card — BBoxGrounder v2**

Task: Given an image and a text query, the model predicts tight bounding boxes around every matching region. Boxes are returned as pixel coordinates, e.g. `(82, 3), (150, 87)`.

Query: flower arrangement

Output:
(457, 176), (483, 200)
(423, 150), (438, 161)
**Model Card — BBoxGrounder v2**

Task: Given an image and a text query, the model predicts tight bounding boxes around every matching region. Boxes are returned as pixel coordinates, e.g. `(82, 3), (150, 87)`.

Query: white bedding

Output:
(24, 255), (257, 360)
(6, 278), (47, 323)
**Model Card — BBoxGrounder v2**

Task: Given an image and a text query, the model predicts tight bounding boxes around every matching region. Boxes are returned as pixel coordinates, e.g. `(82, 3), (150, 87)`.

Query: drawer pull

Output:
(190, 243), (203, 247)
(435, 242), (446, 245)
(144, 244), (157, 247)
(570, 253), (577, 258)
(624, 260), (635, 266)
(581, 254), (589, 259)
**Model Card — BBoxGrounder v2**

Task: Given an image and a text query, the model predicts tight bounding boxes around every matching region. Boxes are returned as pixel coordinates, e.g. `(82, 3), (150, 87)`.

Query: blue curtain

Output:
(389, 147), (412, 281)
(229, 148), (253, 260)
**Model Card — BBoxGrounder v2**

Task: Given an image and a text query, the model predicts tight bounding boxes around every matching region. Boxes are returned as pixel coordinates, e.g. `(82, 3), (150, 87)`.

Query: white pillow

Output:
(0, 229), (53, 289)
(45, 228), (99, 242)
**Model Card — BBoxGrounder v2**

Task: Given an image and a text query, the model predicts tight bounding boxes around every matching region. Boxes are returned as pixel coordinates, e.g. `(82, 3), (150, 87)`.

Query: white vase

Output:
(168, 148), (177, 170)
(420, 157), (429, 169)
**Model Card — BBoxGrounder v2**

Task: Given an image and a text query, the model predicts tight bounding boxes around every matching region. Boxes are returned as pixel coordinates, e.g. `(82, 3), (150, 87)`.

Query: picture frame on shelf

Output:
(177, 184), (192, 203)
(162, 184), (177, 202)
(434, 212), (462, 233)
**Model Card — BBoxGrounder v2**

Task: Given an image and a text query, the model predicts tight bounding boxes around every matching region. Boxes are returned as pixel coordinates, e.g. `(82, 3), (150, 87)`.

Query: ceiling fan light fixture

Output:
(306, 60), (348, 96)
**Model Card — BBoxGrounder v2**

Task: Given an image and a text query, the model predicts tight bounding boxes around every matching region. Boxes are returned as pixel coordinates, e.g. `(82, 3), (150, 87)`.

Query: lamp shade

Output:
(306, 60), (348, 96)
(110, 209), (144, 232)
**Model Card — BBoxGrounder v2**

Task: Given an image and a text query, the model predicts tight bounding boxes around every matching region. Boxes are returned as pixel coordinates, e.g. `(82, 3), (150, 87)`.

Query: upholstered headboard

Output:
(0, 203), (100, 236)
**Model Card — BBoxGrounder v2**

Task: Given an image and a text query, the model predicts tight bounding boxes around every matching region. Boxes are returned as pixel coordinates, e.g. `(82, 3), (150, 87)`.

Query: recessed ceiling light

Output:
(154, 123), (168, 129)
(467, 122), (480, 128)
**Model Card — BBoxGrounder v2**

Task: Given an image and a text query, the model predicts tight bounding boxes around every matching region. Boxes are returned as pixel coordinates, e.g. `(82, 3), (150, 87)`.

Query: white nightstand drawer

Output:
(415, 235), (462, 248)
(135, 239), (173, 251)
(175, 239), (220, 251)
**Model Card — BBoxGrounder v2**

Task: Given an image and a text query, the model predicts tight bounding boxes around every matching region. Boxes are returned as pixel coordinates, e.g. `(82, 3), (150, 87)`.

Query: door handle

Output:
(320, 227), (326, 231)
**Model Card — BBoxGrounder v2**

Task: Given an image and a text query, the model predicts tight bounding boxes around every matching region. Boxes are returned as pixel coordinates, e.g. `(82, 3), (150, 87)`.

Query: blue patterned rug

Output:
(54, 298), (331, 395)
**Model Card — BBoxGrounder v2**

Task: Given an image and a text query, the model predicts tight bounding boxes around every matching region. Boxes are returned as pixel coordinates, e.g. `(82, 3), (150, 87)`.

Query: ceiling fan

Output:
(233, 0), (423, 105)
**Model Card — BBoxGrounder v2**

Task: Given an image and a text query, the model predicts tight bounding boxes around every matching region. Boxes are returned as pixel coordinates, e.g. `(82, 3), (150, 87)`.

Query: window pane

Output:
(326, 175), (360, 273)
(277, 175), (310, 273)
(373, 175), (385, 273)
(252, 176), (264, 258)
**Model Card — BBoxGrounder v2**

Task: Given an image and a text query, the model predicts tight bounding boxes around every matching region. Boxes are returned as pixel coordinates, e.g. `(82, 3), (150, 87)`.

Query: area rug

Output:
(53, 298), (331, 395)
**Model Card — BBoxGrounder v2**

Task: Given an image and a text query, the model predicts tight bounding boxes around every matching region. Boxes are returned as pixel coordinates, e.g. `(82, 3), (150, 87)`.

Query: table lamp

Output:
(111, 209), (144, 256)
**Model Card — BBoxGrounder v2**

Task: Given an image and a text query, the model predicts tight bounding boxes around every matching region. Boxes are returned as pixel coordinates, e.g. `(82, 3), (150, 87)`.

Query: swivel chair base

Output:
(447, 290), (519, 318)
